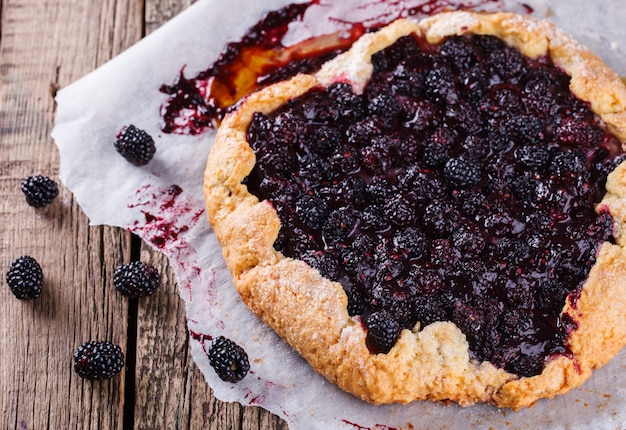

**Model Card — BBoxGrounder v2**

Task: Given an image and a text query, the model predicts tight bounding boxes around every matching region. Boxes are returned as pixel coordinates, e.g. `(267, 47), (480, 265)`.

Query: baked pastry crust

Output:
(204, 11), (626, 409)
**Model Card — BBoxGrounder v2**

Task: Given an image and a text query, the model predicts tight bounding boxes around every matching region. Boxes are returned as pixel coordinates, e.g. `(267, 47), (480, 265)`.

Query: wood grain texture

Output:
(1, 0), (137, 428)
(0, 0), (287, 428)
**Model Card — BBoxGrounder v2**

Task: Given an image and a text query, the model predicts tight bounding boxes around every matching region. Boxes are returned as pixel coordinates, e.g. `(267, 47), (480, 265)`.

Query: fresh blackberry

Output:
(451, 222), (486, 256)
(287, 226), (318, 255)
(327, 82), (365, 120)
(330, 145), (361, 174)
(392, 227), (428, 260)
(113, 261), (160, 298)
(371, 35), (421, 72)
(6, 255), (43, 299)
(502, 115), (545, 146)
(549, 150), (588, 177)
(73, 340), (124, 380)
(511, 175), (539, 201)
(424, 65), (458, 104)
(361, 137), (394, 173)
(487, 46), (525, 79)
(366, 175), (399, 204)
(391, 64), (425, 97)
(514, 146), (551, 171)
(308, 125), (342, 156)
(114, 124), (156, 166)
(489, 88), (524, 114)
(208, 336), (250, 383)
(400, 99), (440, 130)
(444, 156), (482, 188)
(301, 249), (342, 280)
(423, 140), (450, 167)
(359, 205), (389, 232)
(297, 153), (330, 185)
(555, 116), (603, 148)
(425, 127), (455, 150)
(411, 266), (446, 295)
(365, 310), (401, 354)
(445, 101), (483, 135)
(440, 36), (477, 72)
(384, 192), (417, 227)
(345, 287), (366, 316)
(322, 207), (358, 244)
(346, 118), (383, 147)
(21, 175), (59, 207)
(396, 134), (421, 164)
(461, 135), (489, 160)
(423, 200), (458, 237)
(460, 63), (489, 101)
(295, 194), (329, 229)
(366, 93), (400, 125)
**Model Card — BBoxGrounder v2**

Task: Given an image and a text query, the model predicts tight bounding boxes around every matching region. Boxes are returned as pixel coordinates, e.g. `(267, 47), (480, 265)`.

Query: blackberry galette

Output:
(204, 12), (626, 409)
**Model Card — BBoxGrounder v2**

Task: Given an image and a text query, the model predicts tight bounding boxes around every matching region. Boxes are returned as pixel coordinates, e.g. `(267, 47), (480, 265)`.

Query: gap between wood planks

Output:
(123, 3), (148, 425)
(123, 234), (143, 429)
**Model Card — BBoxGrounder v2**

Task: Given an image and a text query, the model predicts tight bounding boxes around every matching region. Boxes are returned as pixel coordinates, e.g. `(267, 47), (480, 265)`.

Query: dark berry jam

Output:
(244, 32), (625, 377)
(160, 0), (519, 134)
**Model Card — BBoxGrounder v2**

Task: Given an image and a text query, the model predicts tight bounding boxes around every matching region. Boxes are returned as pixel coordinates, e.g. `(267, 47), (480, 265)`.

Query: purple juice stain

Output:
(159, 0), (518, 135)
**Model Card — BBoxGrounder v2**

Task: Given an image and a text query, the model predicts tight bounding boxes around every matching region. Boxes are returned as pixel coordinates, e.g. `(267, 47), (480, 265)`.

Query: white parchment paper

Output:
(52, 1), (626, 428)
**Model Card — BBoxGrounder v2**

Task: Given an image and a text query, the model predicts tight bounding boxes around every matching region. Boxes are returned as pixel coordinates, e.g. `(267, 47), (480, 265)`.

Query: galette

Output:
(204, 11), (626, 409)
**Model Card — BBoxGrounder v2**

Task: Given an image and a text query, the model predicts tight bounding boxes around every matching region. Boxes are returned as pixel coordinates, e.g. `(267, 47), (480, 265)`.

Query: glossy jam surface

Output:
(159, 0), (518, 134)
(244, 33), (624, 377)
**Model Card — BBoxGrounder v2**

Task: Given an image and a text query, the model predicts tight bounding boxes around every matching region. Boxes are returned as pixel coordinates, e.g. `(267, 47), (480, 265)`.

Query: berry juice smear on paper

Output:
(159, 0), (520, 134)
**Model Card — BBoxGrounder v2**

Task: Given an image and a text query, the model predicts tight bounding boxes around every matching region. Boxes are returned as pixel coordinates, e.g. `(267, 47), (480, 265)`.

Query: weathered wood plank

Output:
(0, 0), (141, 429)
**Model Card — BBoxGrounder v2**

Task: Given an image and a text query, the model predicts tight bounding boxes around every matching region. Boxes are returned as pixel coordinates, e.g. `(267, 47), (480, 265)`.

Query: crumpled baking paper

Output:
(52, 0), (626, 428)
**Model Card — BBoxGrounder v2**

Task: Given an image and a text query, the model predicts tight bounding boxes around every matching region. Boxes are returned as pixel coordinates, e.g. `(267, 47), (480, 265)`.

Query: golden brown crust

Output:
(204, 11), (626, 410)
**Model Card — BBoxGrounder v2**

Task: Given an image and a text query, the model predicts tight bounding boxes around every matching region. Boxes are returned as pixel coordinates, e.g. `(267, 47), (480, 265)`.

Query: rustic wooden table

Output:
(0, 1), (287, 428)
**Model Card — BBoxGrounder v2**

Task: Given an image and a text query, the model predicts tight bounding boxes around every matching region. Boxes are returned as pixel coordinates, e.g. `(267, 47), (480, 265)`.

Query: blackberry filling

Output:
(244, 33), (624, 377)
